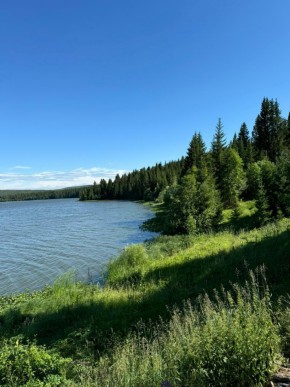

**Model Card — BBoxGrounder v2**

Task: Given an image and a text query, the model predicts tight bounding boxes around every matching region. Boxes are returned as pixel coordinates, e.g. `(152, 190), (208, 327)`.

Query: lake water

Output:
(0, 199), (155, 295)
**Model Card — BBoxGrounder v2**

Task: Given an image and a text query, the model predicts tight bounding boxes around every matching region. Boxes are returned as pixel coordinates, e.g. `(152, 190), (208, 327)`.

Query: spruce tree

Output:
(221, 148), (245, 207)
(252, 98), (283, 161)
(237, 122), (250, 164)
(255, 179), (271, 226)
(230, 133), (239, 152)
(182, 132), (207, 177)
(238, 122), (250, 147)
(211, 118), (227, 191)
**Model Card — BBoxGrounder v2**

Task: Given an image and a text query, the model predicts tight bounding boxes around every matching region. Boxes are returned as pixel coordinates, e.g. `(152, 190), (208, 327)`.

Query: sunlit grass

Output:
(0, 210), (289, 385)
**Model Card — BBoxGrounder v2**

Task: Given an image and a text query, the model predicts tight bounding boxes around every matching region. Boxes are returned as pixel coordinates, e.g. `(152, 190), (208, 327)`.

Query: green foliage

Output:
(237, 122), (251, 163)
(245, 162), (261, 200)
(276, 150), (290, 216)
(0, 217), (290, 385)
(252, 98), (284, 161)
(211, 118), (227, 191)
(82, 272), (281, 386)
(108, 244), (149, 284)
(255, 179), (271, 226)
(0, 187), (82, 202)
(182, 132), (207, 177)
(80, 160), (183, 201)
(286, 112), (290, 148)
(221, 148), (246, 207)
(0, 338), (71, 386)
(143, 168), (222, 235)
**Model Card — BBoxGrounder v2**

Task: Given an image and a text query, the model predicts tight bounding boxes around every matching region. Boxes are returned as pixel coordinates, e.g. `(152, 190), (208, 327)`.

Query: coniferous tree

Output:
(246, 141), (254, 165)
(221, 148), (246, 207)
(252, 98), (283, 161)
(258, 159), (279, 217)
(143, 167), (222, 235)
(211, 118), (227, 191)
(230, 133), (239, 152)
(237, 122), (250, 163)
(182, 132), (207, 177)
(285, 112), (290, 148)
(276, 150), (290, 216)
(245, 162), (261, 200)
(255, 178), (271, 226)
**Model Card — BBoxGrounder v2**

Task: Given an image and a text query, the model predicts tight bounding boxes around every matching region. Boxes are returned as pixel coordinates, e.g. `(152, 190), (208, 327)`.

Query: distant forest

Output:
(81, 97), (290, 234)
(0, 186), (84, 202)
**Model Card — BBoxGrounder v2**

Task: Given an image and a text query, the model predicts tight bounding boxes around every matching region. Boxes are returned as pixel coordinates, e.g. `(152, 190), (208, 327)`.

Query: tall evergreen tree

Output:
(237, 122), (250, 164)
(252, 98), (283, 161)
(221, 148), (245, 207)
(182, 132), (207, 177)
(255, 178), (271, 226)
(238, 122), (250, 147)
(211, 118), (227, 190)
(230, 133), (238, 152)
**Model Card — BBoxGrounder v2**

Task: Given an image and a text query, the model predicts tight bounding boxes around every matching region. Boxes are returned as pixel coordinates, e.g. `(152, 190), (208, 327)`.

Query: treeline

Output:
(0, 186), (84, 202)
(80, 160), (184, 201)
(81, 97), (290, 235)
(142, 97), (290, 234)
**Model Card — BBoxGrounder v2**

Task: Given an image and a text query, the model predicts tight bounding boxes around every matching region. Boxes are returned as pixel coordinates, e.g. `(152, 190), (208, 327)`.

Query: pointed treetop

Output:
(211, 118), (227, 153)
(238, 122), (250, 146)
(182, 131), (206, 175)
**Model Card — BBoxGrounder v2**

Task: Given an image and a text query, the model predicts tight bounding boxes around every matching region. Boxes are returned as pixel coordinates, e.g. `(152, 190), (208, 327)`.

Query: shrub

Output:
(83, 270), (282, 386)
(107, 244), (149, 284)
(0, 338), (71, 386)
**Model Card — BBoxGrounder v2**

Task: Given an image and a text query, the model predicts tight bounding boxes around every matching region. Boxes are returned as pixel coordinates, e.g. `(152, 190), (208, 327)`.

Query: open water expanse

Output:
(0, 199), (155, 295)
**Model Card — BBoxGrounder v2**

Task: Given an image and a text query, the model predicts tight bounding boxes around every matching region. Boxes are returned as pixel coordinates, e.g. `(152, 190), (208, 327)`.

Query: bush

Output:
(83, 270), (282, 386)
(0, 338), (71, 386)
(107, 244), (149, 284)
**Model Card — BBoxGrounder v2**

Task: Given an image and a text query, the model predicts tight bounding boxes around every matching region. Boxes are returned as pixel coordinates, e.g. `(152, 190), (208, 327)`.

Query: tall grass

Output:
(78, 269), (282, 387)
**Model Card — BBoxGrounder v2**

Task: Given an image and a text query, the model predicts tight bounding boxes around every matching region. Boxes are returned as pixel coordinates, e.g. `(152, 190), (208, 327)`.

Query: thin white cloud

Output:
(10, 165), (32, 170)
(0, 167), (128, 190)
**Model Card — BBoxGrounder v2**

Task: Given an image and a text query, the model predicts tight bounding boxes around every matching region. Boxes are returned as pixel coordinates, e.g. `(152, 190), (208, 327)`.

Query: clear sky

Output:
(0, 0), (289, 189)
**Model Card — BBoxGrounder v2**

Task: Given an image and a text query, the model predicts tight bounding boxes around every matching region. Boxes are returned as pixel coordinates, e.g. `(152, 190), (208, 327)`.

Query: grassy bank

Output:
(0, 208), (290, 385)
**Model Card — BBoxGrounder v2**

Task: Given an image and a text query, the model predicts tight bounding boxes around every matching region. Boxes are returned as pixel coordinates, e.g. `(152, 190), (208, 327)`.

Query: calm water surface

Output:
(0, 199), (155, 295)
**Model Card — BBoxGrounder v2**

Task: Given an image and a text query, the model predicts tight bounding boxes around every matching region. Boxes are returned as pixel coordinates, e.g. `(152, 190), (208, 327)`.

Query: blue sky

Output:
(0, 0), (289, 189)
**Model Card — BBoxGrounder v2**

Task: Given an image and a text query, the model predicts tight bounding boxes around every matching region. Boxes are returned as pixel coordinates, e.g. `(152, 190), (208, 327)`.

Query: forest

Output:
(81, 97), (290, 235)
(0, 186), (84, 202)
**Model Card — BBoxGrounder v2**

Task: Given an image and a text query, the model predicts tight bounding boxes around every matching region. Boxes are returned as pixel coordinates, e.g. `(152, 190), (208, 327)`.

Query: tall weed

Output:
(80, 270), (282, 386)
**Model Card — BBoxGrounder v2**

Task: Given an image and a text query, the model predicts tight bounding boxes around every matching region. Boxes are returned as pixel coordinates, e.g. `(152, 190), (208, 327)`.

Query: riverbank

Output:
(0, 209), (290, 385)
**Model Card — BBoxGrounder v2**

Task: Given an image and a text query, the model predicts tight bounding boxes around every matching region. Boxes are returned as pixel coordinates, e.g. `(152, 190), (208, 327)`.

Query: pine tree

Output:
(221, 148), (245, 207)
(238, 122), (250, 147)
(237, 122), (250, 164)
(252, 98), (283, 161)
(230, 133), (238, 152)
(182, 132), (207, 177)
(245, 162), (261, 200)
(255, 178), (271, 226)
(211, 118), (227, 190)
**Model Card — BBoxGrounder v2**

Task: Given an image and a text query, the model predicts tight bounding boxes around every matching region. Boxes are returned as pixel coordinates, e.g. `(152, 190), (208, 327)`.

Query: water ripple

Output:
(0, 199), (155, 295)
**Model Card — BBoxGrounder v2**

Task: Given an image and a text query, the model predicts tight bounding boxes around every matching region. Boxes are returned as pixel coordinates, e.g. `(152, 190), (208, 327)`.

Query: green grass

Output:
(0, 206), (290, 385)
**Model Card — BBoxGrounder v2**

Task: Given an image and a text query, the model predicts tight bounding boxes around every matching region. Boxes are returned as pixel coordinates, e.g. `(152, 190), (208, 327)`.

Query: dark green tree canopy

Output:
(252, 98), (283, 161)
(211, 118), (227, 190)
(182, 132), (207, 178)
(286, 112), (290, 148)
